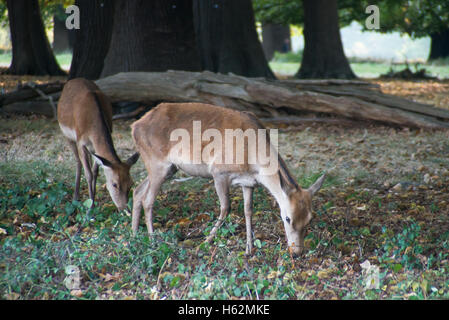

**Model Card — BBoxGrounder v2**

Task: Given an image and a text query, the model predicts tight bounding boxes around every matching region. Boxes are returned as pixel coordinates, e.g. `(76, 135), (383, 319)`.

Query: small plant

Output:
(379, 221), (424, 270)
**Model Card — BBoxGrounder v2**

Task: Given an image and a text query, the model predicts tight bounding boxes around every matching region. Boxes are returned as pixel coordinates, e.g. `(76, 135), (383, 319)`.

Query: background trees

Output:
(68, 0), (114, 80)
(5, 0), (65, 75)
(101, 0), (201, 78)
(193, 0), (274, 78)
(0, 0), (448, 79)
(296, 0), (355, 79)
(254, 0), (356, 79)
(340, 0), (449, 61)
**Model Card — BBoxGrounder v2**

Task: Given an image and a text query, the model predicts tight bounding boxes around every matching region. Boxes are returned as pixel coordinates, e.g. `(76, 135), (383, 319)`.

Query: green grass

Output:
(0, 51), (72, 70)
(1, 51), (448, 78)
(269, 51), (449, 78)
(2, 100), (449, 300)
(1, 157), (449, 300)
(270, 61), (449, 79)
(0, 51), (11, 65)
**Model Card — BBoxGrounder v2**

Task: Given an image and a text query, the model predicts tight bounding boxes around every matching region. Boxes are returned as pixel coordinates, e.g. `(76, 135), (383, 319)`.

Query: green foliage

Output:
(253, 0), (303, 25)
(2, 123), (449, 299)
(253, 0), (356, 27)
(379, 221), (424, 270)
(345, 0), (449, 38)
(253, 0), (449, 40)
(0, 0), (75, 26)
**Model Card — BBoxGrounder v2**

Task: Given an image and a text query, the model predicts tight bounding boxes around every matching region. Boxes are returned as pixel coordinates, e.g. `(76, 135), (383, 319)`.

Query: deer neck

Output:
(90, 128), (121, 165)
(258, 173), (290, 214)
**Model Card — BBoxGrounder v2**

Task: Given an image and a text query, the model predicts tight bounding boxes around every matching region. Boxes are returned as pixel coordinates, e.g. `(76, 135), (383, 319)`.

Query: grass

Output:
(0, 51), (72, 70)
(269, 50), (449, 78)
(270, 61), (449, 79)
(1, 51), (448, 78)
(2, 109), (449, 300)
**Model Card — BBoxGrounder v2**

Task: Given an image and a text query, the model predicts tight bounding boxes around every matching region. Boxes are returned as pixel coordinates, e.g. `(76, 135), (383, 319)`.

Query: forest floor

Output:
(1, 75), (449, 300)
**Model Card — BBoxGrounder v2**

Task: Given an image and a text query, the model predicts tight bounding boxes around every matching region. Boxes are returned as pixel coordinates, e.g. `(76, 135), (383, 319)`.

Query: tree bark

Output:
(101, 0), (201, 78)
(428, 28), (449, 61)
(193, 0), (275, 79)
(296, 0), (355, 79)
(6, 0), (65, 76)
(3, 71), (449, 129)
(53, 5), (75, 53)
(68, 0), (114, 80)
(262, 24), (291, 61)
(94, 71), (449, 129)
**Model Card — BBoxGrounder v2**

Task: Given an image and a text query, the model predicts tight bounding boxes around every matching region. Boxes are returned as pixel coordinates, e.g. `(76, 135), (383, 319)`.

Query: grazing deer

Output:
(57, 78), (139, 211)
(131, 103), (325, 256)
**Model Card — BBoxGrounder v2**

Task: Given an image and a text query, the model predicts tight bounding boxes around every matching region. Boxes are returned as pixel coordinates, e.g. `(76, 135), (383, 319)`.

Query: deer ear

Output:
(308, 173), (326, 196)
(126, 152), (140, 166)
(279, 170), (297, 196)
(92, 153), (113, 168)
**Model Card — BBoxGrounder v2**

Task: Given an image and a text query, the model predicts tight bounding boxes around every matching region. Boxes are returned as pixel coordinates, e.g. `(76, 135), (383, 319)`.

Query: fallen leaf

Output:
(70, 289), (83, 298)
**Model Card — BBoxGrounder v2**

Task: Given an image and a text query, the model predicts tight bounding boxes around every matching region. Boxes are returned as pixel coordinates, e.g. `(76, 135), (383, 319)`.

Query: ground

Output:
(0, 76), (449, 300)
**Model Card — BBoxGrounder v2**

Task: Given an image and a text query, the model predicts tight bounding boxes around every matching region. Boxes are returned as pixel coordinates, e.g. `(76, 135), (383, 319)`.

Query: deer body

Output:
(58, 78), (139, 211)
(131, 102), (324, 255)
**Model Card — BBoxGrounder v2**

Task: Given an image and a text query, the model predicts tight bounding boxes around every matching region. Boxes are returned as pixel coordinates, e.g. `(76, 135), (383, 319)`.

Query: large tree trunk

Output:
(262, 24), (291, 61)
(193, 0), (275, 79)
(53, 15), (70, 53)
(428, 28), (449, 61)
(53, 5), (75, 53)
(6, 0), (65, 76)
(68, 0), (114, 80)
(296, 0), (355, 79)
(101, 0), (201, 78)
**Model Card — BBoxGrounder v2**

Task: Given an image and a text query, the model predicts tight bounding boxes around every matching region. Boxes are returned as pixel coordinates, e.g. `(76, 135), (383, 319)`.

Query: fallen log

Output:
(1, 71), (448, 129)
(0, 81), (65, 107)
(95, 71), (449, 128)
(1, 100), (56, 117)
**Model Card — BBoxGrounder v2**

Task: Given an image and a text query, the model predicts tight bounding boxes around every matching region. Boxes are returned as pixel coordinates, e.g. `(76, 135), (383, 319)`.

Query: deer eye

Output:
(285, 217), (291, 224)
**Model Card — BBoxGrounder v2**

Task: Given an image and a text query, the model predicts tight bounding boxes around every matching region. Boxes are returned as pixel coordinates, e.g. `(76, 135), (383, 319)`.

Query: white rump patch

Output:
(60, 124), (77, 141)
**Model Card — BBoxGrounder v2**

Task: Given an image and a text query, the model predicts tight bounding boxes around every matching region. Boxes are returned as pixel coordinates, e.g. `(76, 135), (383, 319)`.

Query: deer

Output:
(57, 78), (139, 211)
(130, 102), (325, 256)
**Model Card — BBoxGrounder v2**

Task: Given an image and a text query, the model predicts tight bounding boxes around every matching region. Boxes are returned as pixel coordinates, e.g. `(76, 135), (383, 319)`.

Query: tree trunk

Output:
(296, 0), (355, 79)
(53, 16), (70, 53)
(6, 0), (65, 76)
(193, 0), (275, 79)
(68, 0), (114, 80)
(262, 24), (291, 61)
(101, 0), (201, 78)
(428, 28), (449, 61)
(53, 5), (75, 53)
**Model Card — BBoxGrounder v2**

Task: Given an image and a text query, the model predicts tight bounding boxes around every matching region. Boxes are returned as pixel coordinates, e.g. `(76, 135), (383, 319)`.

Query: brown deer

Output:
(57, 78), (139, 211)
(131, 103), (325, 256)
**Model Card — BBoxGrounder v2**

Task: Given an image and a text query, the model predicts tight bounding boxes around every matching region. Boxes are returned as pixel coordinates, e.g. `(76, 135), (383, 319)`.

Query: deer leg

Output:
(242, 186), (254, 255)
(206, 175), (230, 243)
(131, 177), (150, 236)
(91, 162), (99, 201)
(142, 167), (171, 235)
(79, 145), (94, 207)
(68, 140), (82, 201)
